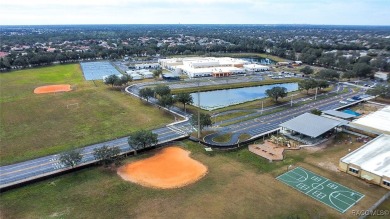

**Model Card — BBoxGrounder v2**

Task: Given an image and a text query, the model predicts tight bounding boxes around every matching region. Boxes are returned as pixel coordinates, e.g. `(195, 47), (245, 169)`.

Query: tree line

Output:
(2, 25), (389, 75)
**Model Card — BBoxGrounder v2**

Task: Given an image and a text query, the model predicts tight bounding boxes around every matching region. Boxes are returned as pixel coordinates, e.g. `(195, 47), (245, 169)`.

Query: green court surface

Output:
(276, 167), (364, 213)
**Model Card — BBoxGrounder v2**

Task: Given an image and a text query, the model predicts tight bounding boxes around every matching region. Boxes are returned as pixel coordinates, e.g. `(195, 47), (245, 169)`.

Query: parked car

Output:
(352, 96), (361, 100)
(340, 101), (348, 104)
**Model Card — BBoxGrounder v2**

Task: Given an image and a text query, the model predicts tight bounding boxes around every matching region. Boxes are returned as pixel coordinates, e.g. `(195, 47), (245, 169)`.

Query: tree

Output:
(128, 130), (158, 154)
(93, 145), (121, 167)
(175, 93), (193, 112)
(300, 66), (314, 75)
(59, 149), (83, 168)
(104, 74), (131, 87)
(357, 56), (372, 64)
(158, 94), (175, 109)
(367, 85), (390, 99)
(342, 71), (356, 80)
(191, 113), (212, 132)
(311, 109), (322, 116)
(120, 74), (132, 86)
(139, 87), (154, 102)
(154, 84), (171, 97)
(152, 69), (163, 78)
(298, 79), (317, 94)
(317, 80), (330, 90)
(265, 86), (288, 102)
(104, 74), (119, 87)
(317, 69), (340, 81)
(353, 63), (372, 78)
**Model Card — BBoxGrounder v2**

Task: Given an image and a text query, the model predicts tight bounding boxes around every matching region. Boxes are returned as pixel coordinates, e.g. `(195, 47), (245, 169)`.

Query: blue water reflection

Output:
(191, 83), (298, 110)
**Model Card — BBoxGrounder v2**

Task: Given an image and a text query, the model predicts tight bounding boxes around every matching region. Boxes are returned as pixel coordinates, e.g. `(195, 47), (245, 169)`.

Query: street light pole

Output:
(197, 81), (201, 139)
(290, 95), (293, 107)
(261, 101), (264, 115)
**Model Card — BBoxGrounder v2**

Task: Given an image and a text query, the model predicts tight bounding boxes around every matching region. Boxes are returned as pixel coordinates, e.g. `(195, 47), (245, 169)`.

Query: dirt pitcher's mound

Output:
(34, 84), (72, 94)
(117, 146), (208, 189)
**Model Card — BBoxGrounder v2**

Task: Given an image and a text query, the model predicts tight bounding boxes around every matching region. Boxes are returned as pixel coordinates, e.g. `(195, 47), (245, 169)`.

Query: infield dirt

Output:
(117, 146), (208, 189)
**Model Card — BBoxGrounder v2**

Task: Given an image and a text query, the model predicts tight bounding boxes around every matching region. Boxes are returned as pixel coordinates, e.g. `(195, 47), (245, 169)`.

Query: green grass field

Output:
(0, 64), (173, 165)
(1, 140), (387, 219)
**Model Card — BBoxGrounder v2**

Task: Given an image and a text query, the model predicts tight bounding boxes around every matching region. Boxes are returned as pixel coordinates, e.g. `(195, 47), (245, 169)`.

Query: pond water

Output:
(240, 57), (275, 65)
(191, 83), (298, 110)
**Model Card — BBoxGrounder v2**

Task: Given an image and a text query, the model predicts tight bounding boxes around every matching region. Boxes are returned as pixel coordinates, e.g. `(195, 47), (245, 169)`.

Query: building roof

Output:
(280, 113), (342, 138)
(322, 110), (356, 119)
(162, 73), (180, 78)
(351, 106), (390, 134)
(340, 134), (390, 177)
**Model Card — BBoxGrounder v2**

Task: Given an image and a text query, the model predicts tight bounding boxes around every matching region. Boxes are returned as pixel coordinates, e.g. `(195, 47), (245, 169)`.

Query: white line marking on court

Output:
(306, 179), (328, 194)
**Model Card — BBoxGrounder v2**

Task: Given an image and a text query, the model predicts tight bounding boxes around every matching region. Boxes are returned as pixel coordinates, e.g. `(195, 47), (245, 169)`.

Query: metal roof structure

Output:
(340, 134), (390, 178)
(351, 106), (390, 135)
(279, 113), (342, 138)
(322, 110), (356, 119)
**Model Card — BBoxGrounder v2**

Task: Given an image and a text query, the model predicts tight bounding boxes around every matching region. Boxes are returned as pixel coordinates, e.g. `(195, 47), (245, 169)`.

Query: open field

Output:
(0, 139), (388, 219)
(0, 64), (173, 165)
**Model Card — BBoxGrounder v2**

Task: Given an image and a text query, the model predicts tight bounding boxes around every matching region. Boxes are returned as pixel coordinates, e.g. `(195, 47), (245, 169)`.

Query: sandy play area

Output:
(34, 84), (72, 94)
(117, 146), (208, 189)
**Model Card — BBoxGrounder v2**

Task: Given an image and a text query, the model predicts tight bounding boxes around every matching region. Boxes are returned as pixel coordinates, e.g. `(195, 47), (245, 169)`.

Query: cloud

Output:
(0, 0), (389, 25)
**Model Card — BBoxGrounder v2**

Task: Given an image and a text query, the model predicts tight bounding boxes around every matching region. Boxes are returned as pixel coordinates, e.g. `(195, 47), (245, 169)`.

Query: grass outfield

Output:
(0, 140), (387, 219)
(0, 64), (173, 165)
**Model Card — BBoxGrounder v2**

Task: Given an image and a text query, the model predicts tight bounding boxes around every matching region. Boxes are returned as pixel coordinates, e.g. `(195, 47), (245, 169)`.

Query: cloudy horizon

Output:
(1, 0), (389, 26)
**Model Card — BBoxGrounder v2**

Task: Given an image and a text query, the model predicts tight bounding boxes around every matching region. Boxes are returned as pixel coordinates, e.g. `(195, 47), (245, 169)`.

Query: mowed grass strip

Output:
(0, 64), (173, 165)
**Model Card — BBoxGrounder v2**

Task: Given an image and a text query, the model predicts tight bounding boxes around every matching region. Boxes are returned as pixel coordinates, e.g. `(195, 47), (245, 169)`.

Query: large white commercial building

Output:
(158, 57), (269, 78)
(350, 106), (390, 135)
(339, 134), (390, 190)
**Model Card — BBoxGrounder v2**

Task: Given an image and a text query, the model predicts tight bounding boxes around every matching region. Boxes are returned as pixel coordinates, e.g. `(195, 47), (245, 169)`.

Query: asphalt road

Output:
(0, 125), (190, 189)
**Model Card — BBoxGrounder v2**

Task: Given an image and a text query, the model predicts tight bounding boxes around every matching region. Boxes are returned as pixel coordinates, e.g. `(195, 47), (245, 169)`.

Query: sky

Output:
(1, 0), (389, 26)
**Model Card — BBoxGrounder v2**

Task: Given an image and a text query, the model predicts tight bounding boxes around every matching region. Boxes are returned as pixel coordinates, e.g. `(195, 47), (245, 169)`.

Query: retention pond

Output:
(191, 82), (298, 110)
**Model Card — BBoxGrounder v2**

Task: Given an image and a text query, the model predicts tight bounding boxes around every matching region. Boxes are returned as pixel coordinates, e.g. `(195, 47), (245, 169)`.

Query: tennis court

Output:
(80, 62), (121, 80)
(276, 167), (364, 213)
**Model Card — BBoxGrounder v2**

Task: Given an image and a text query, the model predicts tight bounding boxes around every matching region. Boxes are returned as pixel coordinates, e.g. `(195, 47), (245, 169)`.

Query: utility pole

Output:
(261, 101), (264, 115)
(197, 80), (201, 139)
(290, 95), (293, 107)
(315, 87), (318, 100)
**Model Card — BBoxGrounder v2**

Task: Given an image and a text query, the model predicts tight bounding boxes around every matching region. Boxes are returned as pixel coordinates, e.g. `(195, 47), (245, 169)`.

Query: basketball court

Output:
(276, 167), (364, 213)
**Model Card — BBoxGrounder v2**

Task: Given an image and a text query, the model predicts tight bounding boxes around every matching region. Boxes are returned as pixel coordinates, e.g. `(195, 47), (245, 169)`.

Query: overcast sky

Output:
(1, 0), (389, 25)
